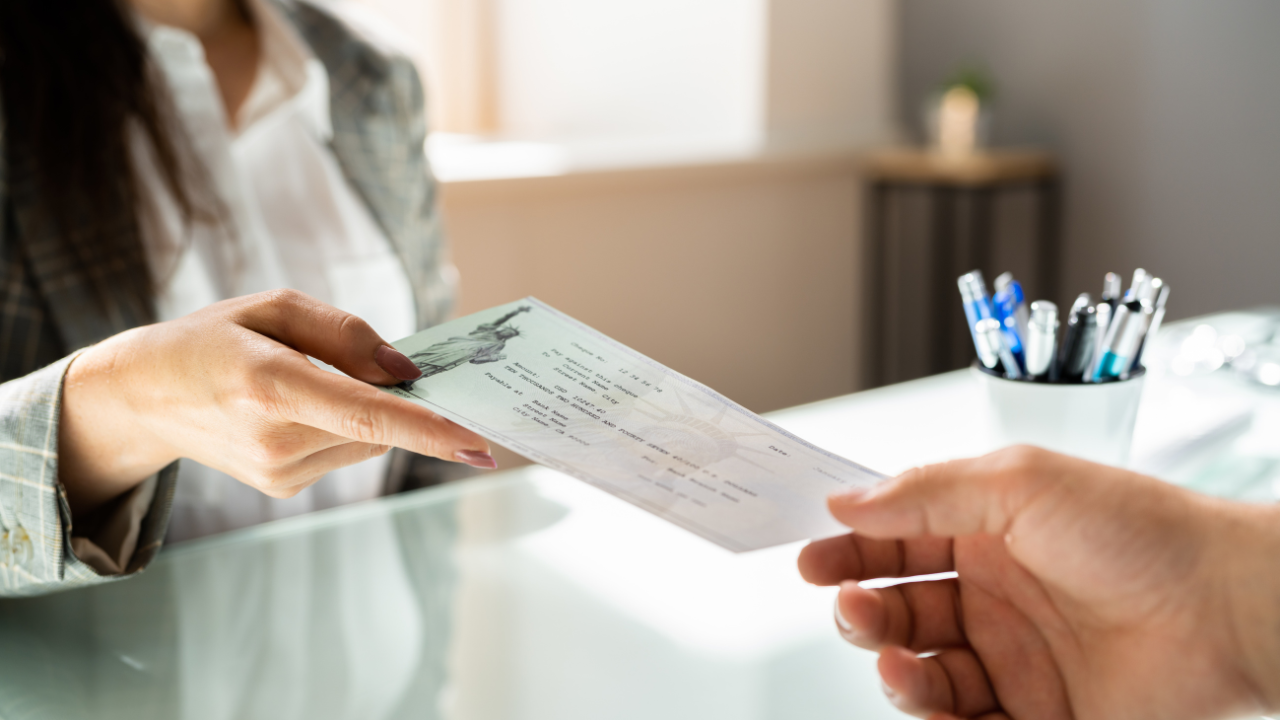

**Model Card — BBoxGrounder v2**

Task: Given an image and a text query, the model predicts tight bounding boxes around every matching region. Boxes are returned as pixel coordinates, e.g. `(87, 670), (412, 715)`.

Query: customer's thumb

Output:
(827, 446), (1059, 540)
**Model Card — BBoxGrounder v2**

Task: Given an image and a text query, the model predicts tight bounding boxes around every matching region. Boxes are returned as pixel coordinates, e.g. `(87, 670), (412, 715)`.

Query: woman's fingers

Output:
(798, 533), (953, 585)
(219, 291), (494, 466)
(232, 289), (420, 385)
(879, 645), (1001, 719)
(274, 358), (491, 463)
(836, 578), (966, 652)
(246, 441), (392, 499)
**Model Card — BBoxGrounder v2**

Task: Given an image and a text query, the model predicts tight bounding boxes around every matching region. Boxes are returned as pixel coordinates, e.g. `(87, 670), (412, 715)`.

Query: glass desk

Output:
(3, 312), (1278, 720)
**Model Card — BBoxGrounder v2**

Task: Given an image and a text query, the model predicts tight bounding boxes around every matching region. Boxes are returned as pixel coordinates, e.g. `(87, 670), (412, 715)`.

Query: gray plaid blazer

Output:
(0, 0), (453, 596)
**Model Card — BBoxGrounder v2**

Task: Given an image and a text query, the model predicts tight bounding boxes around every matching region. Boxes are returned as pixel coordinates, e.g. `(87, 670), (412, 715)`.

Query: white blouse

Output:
(132, 0), (419, 543)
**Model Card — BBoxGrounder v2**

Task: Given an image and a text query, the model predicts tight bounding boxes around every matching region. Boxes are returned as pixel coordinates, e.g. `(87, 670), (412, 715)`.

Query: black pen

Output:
(1102, 272), (1121, 313)
(1054, 293), (1094, 383)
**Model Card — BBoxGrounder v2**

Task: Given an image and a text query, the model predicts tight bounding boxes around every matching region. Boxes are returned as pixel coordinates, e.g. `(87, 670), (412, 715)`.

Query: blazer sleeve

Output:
(0, 352), (177, 597)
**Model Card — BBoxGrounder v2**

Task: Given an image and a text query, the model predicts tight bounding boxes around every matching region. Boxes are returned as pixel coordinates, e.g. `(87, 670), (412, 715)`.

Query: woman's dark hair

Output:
(0, 0), (205, 306)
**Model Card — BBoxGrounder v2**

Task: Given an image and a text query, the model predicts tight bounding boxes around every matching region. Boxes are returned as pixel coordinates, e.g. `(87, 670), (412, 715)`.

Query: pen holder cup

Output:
(971, 364), (1146, 467)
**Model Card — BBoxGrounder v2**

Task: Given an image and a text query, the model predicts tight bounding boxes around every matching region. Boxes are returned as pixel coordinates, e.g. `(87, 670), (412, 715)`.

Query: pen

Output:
(958, 272), (998, 369)
(1090, 301), (1112, 380)
(1093, 301), (1150, 381)
(1052, 293), (1091, 381)
(995, 272), (1031, 345)
(1071, 292), (1092, 316)
(1024, 300), (1058, 380)
(1146, 280), (1170, 339)
(1012, 284), (1030, 350)
(1139, 276), (1163, 306)
(1124, 268), (1149, 303)
(978, 318), (1023, 379)
(1102, 272), (1121, 312)
(1132, 279), (1169, 368)
(1060, 303), (1099, 383)
(1090, 303), (1127, 381)
(992, 273), (1027, 372)
(1121, 299), (1156, 379)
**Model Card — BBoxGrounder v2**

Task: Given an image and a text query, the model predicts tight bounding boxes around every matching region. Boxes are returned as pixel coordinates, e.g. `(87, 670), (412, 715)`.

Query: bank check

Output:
(383, 298), (885, 552)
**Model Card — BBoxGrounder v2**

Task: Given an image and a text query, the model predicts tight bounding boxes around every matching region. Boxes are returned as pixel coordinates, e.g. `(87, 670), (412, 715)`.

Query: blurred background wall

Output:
(899, 0), (1280, 319)
(340, 0), (897, 467)
(336, 0), (1280, 468)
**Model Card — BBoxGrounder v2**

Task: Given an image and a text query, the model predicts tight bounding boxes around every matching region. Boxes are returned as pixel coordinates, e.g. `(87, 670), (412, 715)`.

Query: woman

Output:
(0, 0), (492, 595)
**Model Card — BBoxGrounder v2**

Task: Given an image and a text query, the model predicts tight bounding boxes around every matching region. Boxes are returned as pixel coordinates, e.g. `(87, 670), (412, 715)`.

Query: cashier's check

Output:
(383, 298), (885, 552)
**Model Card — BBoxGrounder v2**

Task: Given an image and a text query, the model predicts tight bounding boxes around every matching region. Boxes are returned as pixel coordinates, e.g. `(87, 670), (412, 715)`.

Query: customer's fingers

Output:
(835, 578), (965, 652)
(232, 289), (420, 385)
(878, 645), (1002, 719)
(798, 533), (953, 585)
(827, 446), (1066, 540)
(277, 357), (491, 462)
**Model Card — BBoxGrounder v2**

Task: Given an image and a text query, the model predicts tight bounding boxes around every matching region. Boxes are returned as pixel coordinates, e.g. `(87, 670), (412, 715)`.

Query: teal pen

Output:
(1090, 301), (1112, 380)
(1088, 303), (1124, 381)
(1093, 302), (1150, 380)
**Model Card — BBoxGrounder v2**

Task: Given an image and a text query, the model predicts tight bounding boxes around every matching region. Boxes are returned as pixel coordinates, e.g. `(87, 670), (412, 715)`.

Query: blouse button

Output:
(11, 528), (32, 569)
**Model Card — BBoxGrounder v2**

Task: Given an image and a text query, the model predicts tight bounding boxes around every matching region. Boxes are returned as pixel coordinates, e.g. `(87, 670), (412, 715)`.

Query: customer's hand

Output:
(798, 446), (1280, 720)
(60, 290), (493, 517)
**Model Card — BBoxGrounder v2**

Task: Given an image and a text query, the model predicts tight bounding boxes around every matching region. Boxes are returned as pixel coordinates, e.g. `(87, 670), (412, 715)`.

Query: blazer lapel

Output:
(287, 3), (408, 253)
(5, 132), (154, 353)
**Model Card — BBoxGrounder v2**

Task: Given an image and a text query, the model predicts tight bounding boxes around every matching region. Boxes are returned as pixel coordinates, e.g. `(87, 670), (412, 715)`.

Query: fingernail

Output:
(830, 485), (871, 503)
(376, 345), (422, 381)
(456, 450), (498, 469)
(834, 597), (854, 632)
(880, 680), (899, 702)
(834, 594), (869, 645)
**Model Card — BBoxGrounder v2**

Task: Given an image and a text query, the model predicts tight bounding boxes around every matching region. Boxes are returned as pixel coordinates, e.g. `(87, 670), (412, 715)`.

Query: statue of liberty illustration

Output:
(402, 306), (532, 388)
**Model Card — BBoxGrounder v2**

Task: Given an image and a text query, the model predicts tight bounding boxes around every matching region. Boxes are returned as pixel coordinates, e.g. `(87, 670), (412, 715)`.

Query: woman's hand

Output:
(798, 446), (1280, 720)
(59, 290), (494, 517)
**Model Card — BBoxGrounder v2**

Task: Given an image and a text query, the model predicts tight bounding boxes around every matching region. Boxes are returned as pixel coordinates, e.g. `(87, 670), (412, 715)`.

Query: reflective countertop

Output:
(3, 312), (1278, 720)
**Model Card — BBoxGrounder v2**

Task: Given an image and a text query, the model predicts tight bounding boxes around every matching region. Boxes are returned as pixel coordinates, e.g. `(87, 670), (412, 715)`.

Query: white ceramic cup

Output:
(971, 364), (1146, 467)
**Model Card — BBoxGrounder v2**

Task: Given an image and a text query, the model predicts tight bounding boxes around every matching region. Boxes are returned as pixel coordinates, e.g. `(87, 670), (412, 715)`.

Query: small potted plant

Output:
(926, 66), (995, 156)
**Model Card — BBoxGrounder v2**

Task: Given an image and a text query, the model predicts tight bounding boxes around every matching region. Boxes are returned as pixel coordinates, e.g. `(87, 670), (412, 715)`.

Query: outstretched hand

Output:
(798, 447), (1280, 720)
(60, 290), (495, 518)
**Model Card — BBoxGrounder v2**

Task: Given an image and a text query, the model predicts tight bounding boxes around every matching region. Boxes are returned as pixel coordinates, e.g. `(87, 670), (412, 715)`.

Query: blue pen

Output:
(992, 273), (1027, 373)
(957, 271), (998, 368)
(995, 272), (1031, 340)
